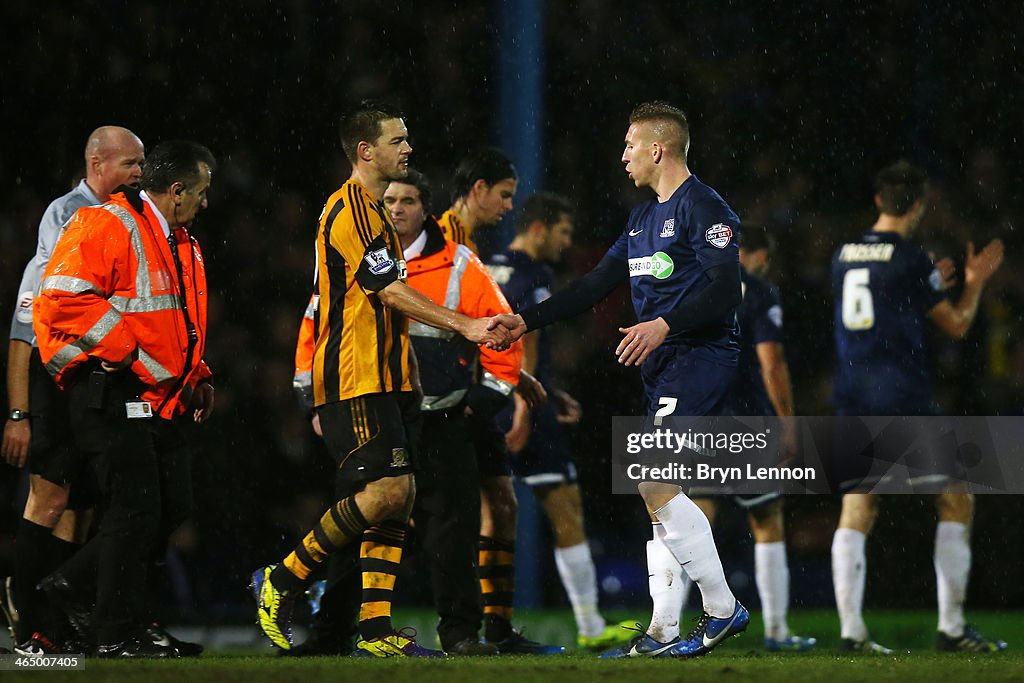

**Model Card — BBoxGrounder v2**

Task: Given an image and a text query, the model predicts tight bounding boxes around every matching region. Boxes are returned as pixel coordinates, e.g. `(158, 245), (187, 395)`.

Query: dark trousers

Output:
(413, 410), (484, 649)
(61, 367), (192, 644)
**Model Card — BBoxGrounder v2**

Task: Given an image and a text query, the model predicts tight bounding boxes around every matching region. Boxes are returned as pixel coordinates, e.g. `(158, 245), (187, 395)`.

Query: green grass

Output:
(6, 609), (1023, 683)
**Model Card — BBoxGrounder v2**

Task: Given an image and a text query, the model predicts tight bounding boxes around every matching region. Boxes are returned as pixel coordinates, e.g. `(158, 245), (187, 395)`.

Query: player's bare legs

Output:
(748, 500), (809, 648)
(537, 483), (615, 645)
(934, 491), (973, 641)
(24, 476), (74, 536)
(832, 493), (882, 649)
(480, 475), (517, 541)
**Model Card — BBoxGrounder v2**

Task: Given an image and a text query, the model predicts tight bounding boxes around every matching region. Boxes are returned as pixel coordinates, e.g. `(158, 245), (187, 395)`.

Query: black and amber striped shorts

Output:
(317, 391), (420, 486)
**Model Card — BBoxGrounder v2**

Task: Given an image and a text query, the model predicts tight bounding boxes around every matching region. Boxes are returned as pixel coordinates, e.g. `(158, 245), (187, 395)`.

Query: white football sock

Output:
(655, 493), (736, 618)
(554, 542), (606, 638)
(755, 541), (790, 641)
(647, 523), (684, 642)
(832, 527), (868, 642)
(679, 571), (694, 622)
(934, 521), (970, 638)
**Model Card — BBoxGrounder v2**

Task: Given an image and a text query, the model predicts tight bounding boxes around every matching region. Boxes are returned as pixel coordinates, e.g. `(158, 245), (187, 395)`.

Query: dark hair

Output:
(338, 100), (404, 164)
(140, 140), (216, 193)
(629, 101), (690, 158)
(450, 147), (517, 204)
(514, 192), (573, 235)
(738, 225), (776, 254)
(874, 160), (929, 216)
(391, 168), (432, 213)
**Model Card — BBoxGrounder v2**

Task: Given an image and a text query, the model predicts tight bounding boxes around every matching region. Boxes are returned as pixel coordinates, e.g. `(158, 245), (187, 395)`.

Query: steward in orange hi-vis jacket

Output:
(407, 216), (521, 413)
(34, 185), (211, 420)
(29, 141), (216, 654)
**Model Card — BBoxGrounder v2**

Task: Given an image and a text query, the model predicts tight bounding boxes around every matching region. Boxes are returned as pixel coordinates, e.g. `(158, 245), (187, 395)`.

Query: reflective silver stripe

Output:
(444, 245), (473, 310)
(102, 205), (183, 313)
(41, 276), (100, 294)
(409, 321), (455, 340)
(109, 294), (180, 313)
(101, 204), (153, 297)
(293, 371), (312, 389)
(481, 371), (515, 396)
(522, 473), (567, 486)
(137, 348), (174, 383)
(421, 388), (468, 412)
(45, 308), (123, 375)
(304, 296), (318, 318)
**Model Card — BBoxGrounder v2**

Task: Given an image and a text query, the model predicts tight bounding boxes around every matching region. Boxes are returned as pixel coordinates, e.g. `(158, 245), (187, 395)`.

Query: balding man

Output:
(2, 127), (143, 652)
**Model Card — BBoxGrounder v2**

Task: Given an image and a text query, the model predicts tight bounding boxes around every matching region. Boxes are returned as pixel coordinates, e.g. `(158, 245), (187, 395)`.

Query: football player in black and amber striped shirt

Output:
(437, 147), (518, 255)
(252, 102), (514, 659)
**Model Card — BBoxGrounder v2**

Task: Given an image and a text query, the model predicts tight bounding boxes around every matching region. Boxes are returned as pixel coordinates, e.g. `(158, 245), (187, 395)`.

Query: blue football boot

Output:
(669, 601), (749, 658)
(598, 624), (678, 658)
(764, 634), (817, 652)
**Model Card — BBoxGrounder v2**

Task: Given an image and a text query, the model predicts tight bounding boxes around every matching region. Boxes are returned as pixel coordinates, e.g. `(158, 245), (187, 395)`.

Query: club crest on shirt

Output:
(364, 248), (395, 275)
(705, 223), (733, 249)
(660, 219), (676, 238)
(390, 447), (409, 468)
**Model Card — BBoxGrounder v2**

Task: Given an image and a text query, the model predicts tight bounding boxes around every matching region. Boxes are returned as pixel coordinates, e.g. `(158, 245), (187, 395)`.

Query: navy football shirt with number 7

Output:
(605, 174), (741, 364)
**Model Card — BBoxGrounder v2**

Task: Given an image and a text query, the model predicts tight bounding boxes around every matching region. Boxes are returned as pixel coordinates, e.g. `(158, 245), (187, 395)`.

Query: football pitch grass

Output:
(7, 609), (1022, 682)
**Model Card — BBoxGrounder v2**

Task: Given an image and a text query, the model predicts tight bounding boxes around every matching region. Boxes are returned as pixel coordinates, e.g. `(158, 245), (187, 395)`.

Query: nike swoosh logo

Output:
(628, 640), (676, 657)
(151, 634), (172, 647)
(702, 613), (738, 647)
(629, 228), (644, 236)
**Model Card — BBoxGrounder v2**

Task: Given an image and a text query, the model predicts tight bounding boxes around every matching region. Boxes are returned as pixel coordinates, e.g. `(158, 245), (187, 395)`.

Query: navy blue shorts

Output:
(641, 345), (737, 417)
(509, 402), (578, 489)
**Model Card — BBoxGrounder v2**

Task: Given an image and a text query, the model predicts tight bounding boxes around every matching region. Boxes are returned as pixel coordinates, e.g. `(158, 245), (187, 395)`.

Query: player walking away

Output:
(490, 102), (749, 659)
(682, 227), (815, 652)
(830, 160), (1006, 654)
(439, 148), (561, 654)
(486, 192), (635, 651)
(250, 102), (512, 658)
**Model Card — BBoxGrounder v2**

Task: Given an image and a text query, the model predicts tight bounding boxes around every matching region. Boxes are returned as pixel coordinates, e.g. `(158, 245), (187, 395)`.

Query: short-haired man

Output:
(3, 127), (144, 652)
(831, 160), (1006, 653)
(33, 140), (218, 657)
(251, 102), (511, 658)
(492, 102), (749, 658)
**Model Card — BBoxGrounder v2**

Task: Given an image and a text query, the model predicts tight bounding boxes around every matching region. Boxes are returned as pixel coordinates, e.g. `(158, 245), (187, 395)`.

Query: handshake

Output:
(460, 313), (527, 350)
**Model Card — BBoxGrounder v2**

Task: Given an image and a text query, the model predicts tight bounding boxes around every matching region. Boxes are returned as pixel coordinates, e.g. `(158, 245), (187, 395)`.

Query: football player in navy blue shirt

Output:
(830, 160), (1006, 654)
(684, 227), (814, 652)
(490, 102), (748, 658)
(487, 192), (632, 651)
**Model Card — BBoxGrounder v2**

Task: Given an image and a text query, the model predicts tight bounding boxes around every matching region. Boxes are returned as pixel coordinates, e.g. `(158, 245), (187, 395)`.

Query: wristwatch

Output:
(8, 409), (29, 421)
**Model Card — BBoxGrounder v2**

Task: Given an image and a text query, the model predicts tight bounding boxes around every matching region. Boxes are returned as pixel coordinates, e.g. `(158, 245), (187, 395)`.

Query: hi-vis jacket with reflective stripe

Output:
(34, 189), (211, 420)
(406, 218), (521, 411)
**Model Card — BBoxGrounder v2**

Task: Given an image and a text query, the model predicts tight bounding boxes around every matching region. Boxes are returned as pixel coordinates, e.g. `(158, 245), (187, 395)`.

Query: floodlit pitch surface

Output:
(6, 610), (1022, 683)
